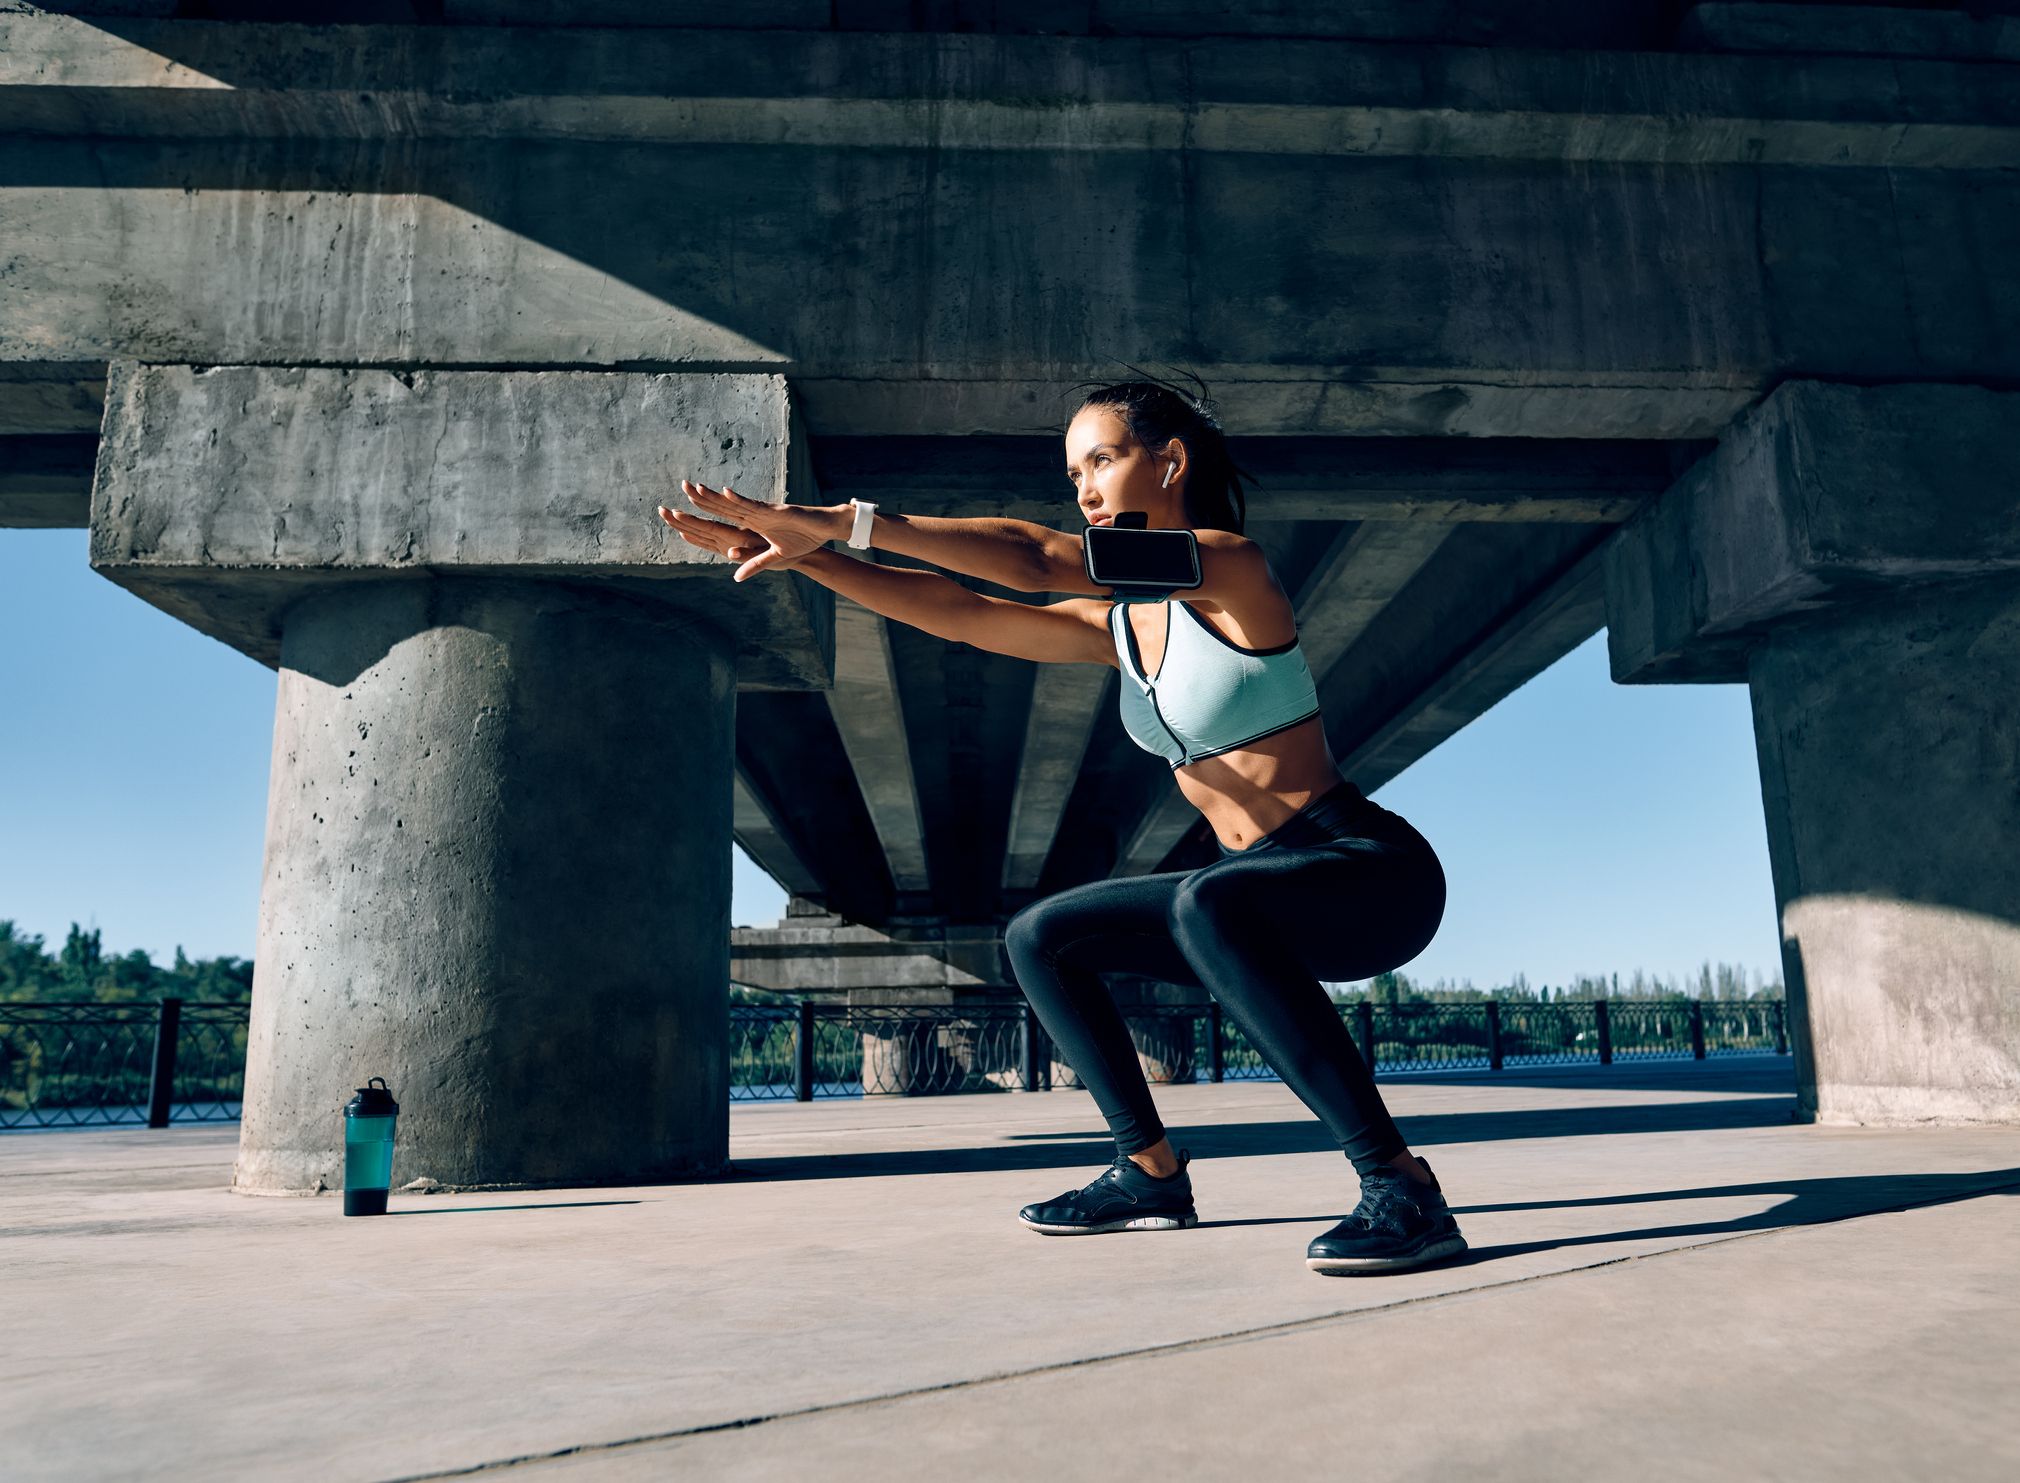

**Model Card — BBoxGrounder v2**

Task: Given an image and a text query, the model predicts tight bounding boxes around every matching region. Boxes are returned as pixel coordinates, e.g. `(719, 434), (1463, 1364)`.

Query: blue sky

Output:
(2, 527), (1782, 991)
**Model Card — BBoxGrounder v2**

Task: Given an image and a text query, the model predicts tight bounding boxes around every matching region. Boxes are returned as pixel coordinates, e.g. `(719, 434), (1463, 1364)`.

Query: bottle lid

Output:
(344, 1076), (399, 1117)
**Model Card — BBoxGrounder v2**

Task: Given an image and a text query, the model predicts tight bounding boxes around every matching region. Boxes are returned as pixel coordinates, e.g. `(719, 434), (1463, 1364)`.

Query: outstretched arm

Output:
(659, 499), (982, 640)
(673, 480), (1055, 592)
(657, 497), (1111, 662)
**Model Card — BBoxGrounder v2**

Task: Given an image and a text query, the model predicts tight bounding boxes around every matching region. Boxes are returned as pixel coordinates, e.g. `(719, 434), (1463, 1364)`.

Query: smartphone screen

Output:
(1084, 527), (1201, 588)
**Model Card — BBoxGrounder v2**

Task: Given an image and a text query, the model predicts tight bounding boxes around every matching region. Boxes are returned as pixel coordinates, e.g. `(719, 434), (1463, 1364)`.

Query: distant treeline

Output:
(1, 921), (253, 1005)
(1329, 962), (1784, 1005)
(4, 920), (1782, 1009)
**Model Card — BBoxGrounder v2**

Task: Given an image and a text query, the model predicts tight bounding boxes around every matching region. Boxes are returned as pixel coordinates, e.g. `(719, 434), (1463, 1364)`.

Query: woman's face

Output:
(1064, 405), (1187, 530)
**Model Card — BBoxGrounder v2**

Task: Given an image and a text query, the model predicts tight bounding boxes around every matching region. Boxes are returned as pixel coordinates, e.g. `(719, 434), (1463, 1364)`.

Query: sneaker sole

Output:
(1306, 1232), (1468, 1274)
(1017, 1210), (1199, 1235)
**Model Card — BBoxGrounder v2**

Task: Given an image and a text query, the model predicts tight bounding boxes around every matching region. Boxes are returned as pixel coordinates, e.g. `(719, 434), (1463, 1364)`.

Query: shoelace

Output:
(1349, 1171), (1416, 1230)
(1047, 1156), (1146, 1207)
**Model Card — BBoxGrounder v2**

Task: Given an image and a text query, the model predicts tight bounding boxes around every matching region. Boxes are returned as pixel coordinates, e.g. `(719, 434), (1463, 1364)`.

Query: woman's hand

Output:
(656, 479), (826, 582)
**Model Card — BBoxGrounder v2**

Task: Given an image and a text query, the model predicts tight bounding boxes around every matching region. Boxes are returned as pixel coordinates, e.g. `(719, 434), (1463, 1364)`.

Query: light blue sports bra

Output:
(1107, 598), (1322, 769)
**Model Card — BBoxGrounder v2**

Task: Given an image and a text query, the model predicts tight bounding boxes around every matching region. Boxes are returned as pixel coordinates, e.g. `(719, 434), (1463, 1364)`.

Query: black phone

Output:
(1082, 515), (1203, 600)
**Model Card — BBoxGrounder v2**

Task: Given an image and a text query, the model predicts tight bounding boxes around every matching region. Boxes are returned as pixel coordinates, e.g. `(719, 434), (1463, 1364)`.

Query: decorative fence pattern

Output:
(2, 995), (1789, 1125)
(0, 1000), (248, 1128)
(730, 996), (1790, 1100)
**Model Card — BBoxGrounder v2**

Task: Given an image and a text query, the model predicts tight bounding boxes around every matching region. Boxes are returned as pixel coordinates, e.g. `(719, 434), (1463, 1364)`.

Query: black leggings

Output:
(1003, 779), (1446, 1177)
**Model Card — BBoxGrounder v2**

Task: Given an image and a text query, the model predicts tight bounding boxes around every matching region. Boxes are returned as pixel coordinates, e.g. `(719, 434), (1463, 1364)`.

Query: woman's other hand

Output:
(656, 479), (824, 582)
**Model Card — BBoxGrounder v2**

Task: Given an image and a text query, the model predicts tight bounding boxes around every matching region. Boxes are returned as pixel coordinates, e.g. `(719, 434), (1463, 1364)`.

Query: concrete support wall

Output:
(1748, 577), (2020, 1125)
(235, 577), (737, 1192)
(1605, 380), (2020, 1126)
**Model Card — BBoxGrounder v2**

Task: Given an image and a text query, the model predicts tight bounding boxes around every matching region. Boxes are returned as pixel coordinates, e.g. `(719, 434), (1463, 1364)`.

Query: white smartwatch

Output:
(846, 499), (877, 550)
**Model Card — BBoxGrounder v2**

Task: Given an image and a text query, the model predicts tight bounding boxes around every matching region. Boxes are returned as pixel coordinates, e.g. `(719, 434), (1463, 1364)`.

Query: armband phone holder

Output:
(1082, 511), (1204, 604)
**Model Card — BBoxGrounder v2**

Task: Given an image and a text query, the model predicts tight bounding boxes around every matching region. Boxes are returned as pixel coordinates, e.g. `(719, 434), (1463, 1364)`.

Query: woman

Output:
(657, 378), (1465, 1275)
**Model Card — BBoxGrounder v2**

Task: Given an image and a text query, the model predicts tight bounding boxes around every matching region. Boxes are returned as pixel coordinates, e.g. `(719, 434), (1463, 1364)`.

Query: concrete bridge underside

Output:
(4, 2), (2017, 1187)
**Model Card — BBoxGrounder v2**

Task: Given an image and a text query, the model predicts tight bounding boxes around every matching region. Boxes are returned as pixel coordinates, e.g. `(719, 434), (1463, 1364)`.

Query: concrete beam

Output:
(810, 436), (1692, 524)
(1308, 523), (1614, 782)
(731, 765), (821, 901)
(0, 1), (1864, 51)
(1002, 643), (1111, 892)
(1293, 522), (1465, 681)
(8, 16), (2016, 168)
(729, 919), (1008, 995)
(0, 434), (95, 528)
(824, 554), (932, 897)
(731, 689), (912, 925)
(6, 427), (1699, 528)
(1604, 381), (2020, 685)
(1682, 3), (2020, 64)
(0, 364), (103, 436)
(0, 132), (1789, 440)
(87, 362), (834, 689)
(7, 26), (2018, 440)
(1336, 535), (1612, 797)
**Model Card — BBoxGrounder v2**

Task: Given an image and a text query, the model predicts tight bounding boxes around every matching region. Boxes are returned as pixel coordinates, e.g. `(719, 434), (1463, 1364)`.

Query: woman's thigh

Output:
(1006, 870), (1202, 985)
(1181, 840), (1445, 983)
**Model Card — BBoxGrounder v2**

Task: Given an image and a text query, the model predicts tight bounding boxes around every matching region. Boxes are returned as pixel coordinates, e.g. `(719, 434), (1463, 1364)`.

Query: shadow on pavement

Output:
(1388, 1054), (1796, 1094)
(387, 1200), (644, 1215)
(727, 1092), (1797, 1185)
(1442, 1166), (2020, 1265)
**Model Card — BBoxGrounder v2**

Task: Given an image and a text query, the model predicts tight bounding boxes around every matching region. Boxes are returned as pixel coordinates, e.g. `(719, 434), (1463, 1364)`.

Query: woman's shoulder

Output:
(1185, 532), (1284, 608)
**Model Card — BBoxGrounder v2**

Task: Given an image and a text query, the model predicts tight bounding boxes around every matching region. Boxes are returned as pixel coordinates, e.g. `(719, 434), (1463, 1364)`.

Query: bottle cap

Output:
(344, 1076), (399, 1117)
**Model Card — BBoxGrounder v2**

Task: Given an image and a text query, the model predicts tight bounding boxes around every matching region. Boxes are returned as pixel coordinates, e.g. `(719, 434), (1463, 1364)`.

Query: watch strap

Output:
(847, 499), (877, 549)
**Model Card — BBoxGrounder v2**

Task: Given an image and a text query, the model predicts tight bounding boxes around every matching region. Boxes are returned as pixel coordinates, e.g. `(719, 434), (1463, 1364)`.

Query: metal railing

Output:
(2, 994), (1788, 1124)
(728, 995), (1790, 1100)
(0, 999), (247, 1128)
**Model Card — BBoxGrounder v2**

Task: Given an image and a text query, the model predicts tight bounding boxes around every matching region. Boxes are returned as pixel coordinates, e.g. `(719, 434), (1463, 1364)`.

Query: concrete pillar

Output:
(233, 577), (735, 1192)
(1604, 381), (2020, 1125)
(89, 361), (834, 1189)
(1747, 577), (2020, 1124)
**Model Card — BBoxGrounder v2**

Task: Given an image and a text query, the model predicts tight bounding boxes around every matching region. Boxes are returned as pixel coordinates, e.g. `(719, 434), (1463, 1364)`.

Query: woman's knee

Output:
(1005, 890), (1092, 962)
(1003, 902), (1049, 962)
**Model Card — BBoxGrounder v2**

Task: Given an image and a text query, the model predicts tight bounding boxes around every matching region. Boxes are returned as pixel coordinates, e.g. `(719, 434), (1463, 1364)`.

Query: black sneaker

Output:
(1017, 1148), (1198, 1235)
(1306, 1158), (1467, 1274)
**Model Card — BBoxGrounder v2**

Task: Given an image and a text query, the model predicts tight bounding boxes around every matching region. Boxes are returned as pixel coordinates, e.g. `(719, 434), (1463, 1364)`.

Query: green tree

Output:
(0, 921), (253, 1005)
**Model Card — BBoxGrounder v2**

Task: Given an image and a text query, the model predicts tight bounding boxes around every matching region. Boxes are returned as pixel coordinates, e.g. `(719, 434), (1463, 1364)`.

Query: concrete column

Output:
(1747, 577), (2020, 1124)
(90, 361), (834, 1189)
(233, 577), (734, 1192)
(1604, 381), (2020, 1126)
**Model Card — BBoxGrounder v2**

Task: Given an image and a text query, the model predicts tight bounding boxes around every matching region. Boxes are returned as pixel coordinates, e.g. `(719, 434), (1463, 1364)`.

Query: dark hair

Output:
(1064, 365), (1257, 536)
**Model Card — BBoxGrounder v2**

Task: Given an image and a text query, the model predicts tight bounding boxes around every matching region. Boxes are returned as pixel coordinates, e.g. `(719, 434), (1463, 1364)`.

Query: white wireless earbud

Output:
(1162, 462), (1176, 488)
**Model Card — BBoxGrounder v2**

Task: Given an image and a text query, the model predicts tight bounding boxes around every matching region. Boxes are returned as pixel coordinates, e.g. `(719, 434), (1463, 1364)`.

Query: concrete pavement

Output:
(5, 1055), (2016, 1480)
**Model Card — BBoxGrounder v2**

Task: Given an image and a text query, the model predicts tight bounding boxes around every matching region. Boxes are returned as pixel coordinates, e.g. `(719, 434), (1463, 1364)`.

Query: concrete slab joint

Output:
(1599, 379), (2020, 1129)
(88, 360), (838, 1193)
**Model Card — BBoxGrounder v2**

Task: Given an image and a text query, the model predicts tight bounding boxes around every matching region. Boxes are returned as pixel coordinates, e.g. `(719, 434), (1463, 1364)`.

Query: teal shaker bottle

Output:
(342, 1077), (399, 1216)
